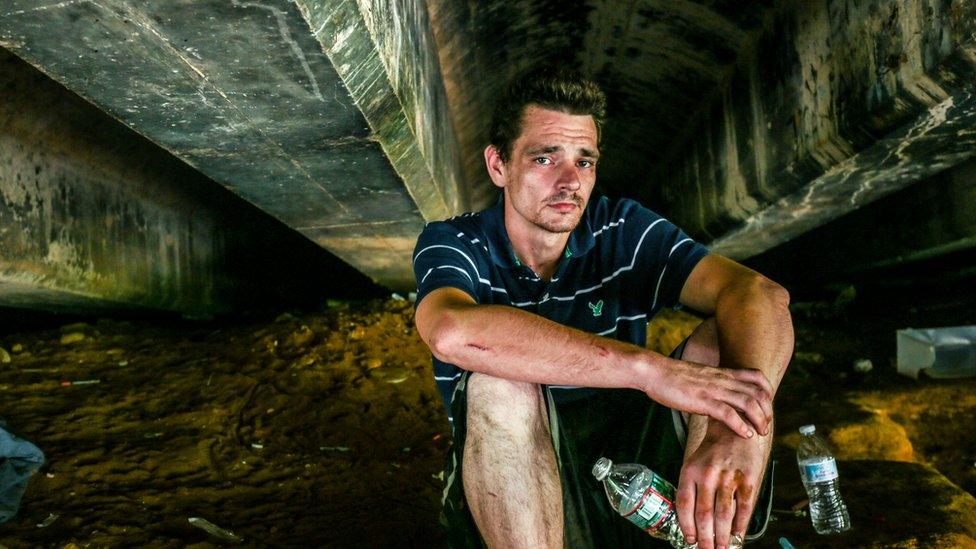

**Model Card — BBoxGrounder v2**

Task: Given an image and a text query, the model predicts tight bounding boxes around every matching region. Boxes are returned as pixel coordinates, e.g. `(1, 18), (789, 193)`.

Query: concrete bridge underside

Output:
(1, 0), (975, 313)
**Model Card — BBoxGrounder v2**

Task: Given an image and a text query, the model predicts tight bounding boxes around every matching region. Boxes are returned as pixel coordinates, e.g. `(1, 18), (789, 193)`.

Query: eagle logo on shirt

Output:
(588, 300), (604, 317)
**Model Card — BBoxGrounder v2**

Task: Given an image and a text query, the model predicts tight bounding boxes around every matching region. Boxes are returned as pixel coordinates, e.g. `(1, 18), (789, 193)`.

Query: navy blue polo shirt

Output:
(412, 194), (709, 421)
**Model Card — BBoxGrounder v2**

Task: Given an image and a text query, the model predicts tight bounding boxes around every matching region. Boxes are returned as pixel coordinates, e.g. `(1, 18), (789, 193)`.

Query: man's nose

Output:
(556, 163), (582, 191)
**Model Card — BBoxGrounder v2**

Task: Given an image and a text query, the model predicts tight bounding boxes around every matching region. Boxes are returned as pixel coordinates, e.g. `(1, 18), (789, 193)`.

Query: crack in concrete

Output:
(230, 0), (325, 103)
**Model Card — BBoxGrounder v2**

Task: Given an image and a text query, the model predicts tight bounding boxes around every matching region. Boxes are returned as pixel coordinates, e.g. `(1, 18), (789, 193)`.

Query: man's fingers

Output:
(731, 476), (757, 539)
(694, 480), (716, 549)
(713, 405), (753, 439)
(714, 476), (736, 549)
(731, 391), (769, 436)
(735, 368), (773, 398)
(676, 477), (697, 545)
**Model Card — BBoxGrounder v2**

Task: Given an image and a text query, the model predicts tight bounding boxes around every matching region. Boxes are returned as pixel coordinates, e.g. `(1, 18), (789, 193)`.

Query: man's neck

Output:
(504, 210), (570, 282)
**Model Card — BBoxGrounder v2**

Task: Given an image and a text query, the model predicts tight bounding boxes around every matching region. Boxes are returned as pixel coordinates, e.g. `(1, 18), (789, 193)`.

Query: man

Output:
(413, 70), (793, 549)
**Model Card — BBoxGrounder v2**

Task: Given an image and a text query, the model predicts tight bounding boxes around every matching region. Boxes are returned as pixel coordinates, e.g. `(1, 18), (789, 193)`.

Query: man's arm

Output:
(673, 254), (794, 549)
(415, 285), (774, 439)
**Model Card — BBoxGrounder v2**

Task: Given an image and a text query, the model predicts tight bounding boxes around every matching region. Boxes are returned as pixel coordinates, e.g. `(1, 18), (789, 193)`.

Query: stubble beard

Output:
(533, 194), (585, 233)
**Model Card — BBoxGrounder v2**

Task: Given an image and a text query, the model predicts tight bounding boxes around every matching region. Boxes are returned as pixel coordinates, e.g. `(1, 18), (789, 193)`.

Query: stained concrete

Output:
(0, 0), (461, 291)
(0, 49), (380, 315)
(657, 0), (976, 258)
(3, 0), (976, 309)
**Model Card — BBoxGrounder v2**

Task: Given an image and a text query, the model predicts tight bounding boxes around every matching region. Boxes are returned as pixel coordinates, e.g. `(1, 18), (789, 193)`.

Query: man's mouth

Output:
(547, 195), (582, 212)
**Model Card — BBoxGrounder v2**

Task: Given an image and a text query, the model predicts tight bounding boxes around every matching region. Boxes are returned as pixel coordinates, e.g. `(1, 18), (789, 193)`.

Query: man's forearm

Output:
(430, 302), (660, 391)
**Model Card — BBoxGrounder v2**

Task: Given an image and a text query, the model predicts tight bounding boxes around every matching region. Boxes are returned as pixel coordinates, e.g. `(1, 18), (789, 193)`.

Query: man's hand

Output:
(642, 359), (772, 439)
(676, 420), (771, 549)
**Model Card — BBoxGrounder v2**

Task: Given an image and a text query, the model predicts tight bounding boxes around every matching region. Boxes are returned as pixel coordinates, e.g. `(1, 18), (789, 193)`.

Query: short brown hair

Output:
(489, 69), (607, 162)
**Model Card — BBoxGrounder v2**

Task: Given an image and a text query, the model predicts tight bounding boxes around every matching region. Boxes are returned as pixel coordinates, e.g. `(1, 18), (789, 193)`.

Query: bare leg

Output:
(680, 317), (773, 515)
(462, 373), (563, 548)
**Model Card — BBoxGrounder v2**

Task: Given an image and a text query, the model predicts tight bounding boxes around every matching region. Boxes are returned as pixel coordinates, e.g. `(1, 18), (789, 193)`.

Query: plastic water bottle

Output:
(592, 457), (742, 549)
(796, 425), (851, 534)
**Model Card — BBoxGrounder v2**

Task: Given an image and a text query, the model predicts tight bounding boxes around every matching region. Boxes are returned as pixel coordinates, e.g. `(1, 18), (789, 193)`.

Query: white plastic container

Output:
(896, 326), (976, 379)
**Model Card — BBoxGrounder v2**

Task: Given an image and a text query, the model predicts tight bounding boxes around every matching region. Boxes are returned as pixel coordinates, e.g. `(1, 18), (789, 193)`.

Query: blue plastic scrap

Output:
(0, 426), (45, 523)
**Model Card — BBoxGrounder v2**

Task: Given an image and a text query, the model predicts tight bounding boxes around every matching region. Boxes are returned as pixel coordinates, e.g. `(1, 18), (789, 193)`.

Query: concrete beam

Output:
(0, 0), (463, 291)
(652, 0), (976, 258)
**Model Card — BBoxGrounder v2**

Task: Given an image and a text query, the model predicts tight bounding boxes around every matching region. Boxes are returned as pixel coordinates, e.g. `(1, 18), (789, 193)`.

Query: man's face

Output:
(489, 105), (599, 234)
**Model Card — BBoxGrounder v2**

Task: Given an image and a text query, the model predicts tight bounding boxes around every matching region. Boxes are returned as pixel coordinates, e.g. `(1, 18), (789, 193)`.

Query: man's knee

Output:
(465, 373), (549, 440)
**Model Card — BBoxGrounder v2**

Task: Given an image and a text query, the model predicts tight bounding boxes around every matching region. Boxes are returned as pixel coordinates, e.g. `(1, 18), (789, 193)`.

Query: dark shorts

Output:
(440, 340), (774, 548)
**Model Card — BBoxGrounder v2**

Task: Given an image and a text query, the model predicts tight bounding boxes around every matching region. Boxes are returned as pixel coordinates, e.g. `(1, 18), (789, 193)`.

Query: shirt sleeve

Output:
(625, 203), (709, 313)
(412, 222), (482, 306)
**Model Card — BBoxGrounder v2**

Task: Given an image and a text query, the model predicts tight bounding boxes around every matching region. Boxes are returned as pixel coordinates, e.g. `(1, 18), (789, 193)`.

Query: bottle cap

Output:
(592, 457), (613, 481)
(799, 424), (816, 435)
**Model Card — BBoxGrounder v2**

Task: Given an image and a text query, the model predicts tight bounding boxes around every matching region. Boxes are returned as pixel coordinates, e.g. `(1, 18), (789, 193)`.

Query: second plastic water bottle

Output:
(796, 424), (851, 534)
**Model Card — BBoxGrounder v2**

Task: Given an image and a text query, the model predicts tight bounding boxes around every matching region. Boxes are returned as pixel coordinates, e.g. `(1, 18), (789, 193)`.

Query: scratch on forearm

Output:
(466, 343), (490, 352)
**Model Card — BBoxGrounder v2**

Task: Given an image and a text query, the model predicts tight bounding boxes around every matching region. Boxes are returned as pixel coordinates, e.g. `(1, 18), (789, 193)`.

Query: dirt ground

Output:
(0, 293), (974, 548)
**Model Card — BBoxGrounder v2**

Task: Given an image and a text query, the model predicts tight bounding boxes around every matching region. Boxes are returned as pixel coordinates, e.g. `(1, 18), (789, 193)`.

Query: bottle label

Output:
(800, 457), (839, 483)
(622, 473), (675, 535)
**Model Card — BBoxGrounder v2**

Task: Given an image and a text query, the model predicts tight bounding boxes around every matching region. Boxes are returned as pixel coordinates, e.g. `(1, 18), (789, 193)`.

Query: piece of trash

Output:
(251, 443), (263, 450)
(0, 427), (45, 523)
(853, 358), (873, 373)
(771, 508), (807, 517)
(779, 537), (795, 549)
(206, 374), (213, 387)
(408, 292), (417, 303)
(117, 360), (129, 367)
(45, 473), (54, 478)
(0, 347), (10, 364)
(319, 445), (349, 452)
(60, 379), (100, 387)
(143, 432), (164, 439)
(59, 332), (86, 345)
(897, 326), (976, 379)
(36, 513), (58, 528)
(431, 470), (445, 481)
(11, 343), (23, 353)
(391, 293), (406, 301)
(188, 517), (243, 543)
(401, 447), (411, 453)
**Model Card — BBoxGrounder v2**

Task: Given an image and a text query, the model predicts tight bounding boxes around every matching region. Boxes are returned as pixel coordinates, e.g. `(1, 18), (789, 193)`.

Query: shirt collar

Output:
(483, 193), (596, 268)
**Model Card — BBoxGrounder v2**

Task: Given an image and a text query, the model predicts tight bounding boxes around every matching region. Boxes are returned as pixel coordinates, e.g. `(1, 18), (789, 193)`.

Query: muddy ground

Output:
(0, 292), (974, 548)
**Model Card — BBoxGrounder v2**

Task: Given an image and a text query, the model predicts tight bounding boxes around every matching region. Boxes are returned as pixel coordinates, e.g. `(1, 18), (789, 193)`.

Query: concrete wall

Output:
(655, 0), (976, 250)
(0, 49), (379, 315)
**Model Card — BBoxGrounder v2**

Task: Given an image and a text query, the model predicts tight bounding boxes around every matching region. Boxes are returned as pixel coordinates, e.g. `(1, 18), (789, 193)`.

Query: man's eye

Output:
(578, 160), (595, 168)
(534, 157), (551, 165)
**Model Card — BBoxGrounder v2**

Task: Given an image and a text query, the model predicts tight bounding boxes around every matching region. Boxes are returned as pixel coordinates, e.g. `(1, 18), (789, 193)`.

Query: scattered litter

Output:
(206, 374), (213, 387)
(431, 470), (445, 481)
(794, 351), (823, 364)
(391, 462), (402, 469)
(320, 446), (349, 452)
(10, 343), (23, 353)
(59, 332), (86, 345)
(779, 537), (795, 549)
(853, 358), (873, 373)
(0, 348), (10, 364)
(188, 517), (243, 543)
(60, 379), (100, 387)
(408, 292), (417, 303)
(143, 432), (164, 439)
(45, 473), (54, 479)
(251, 443), (264, 450)
(897, 326), (976, 379)
(35, 513), (58, 528)
(391, 293), (406, 301)
(401, 447), (411, 453)
(117, 360), (129, 367)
